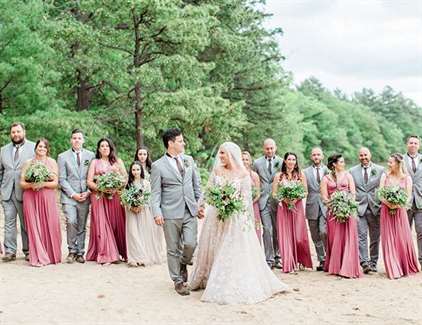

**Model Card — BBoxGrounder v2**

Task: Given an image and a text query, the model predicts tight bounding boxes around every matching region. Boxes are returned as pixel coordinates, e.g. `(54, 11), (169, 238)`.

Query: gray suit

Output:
(151, 154), (201, 284)
(303, 165), (328, 262)
(404, 153), (422, 264)
(253, 155), (282, 266)
(0, 140), (35, 255)
(58, 148), (95, 256)
(350, 163), (383, 267)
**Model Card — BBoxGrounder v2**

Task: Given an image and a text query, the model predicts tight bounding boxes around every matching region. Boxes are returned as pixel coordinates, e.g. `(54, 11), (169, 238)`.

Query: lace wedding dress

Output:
(190, 171), (287, 304)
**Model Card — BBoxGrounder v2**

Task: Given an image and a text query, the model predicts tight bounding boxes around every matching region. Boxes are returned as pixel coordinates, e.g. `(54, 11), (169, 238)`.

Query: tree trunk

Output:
(76, 70), (93, 111)
(134, 80), (143, 147)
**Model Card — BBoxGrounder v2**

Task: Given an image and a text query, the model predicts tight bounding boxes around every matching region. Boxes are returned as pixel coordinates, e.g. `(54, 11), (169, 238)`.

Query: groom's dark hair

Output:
(162, 128), (182, 148)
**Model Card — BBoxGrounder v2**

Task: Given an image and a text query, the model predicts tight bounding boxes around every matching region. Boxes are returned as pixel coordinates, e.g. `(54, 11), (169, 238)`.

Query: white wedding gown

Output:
(190, 173), (287, 304)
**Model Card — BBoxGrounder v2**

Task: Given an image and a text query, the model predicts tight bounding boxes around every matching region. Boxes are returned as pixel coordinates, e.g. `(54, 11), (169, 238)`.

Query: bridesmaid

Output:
(20, 139), (62, 267)
(134, 146), (152, 180)
(242, 151), (262, 243)
(379, 153), (419, 279)
(321, 153), (362, 278)
(86, 138), (128, 264)
(125, 161), (165, 267)
(272, 152), (312, 273)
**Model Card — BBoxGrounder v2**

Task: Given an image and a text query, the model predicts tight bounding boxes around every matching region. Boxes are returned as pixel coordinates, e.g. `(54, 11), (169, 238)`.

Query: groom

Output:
(151, 128), (203, 296)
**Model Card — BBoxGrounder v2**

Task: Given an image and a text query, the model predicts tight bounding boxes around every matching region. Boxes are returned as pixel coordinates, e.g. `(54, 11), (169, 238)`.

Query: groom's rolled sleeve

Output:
(150, 164), (163, 217)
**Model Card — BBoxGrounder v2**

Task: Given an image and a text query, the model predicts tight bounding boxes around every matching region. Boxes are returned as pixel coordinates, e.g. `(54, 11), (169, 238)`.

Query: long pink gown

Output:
(23, 159), (62, 267)
(324, 174), (362, 278)
(86, 159), (127, 263)
(380, 176), (419, 279)
(276, 176), (313, 273)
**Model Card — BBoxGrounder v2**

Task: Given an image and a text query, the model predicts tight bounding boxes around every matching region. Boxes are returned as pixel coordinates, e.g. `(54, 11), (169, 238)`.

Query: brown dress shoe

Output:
(76, 255), (85, 264)
(25, 254), (30, 262)
(175, 282), (190, 296)
(2, 254), (16, 262)
(66, 253), (76, 264)
(180, 263), (188, 283)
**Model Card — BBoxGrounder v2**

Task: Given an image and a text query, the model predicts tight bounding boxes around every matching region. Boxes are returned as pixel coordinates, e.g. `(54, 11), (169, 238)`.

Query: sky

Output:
(264, 0), (422, 105)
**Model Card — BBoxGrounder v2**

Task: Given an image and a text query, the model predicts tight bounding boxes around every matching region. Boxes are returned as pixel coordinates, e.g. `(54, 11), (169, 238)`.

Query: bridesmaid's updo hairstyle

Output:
(327, 153), (343, 179)
(127, 161), (145, 188)
(35, 138), (51, 156)
(281, 152), (300, 179)
(390, 153), (407, 178)
(95, 137), (117, 165)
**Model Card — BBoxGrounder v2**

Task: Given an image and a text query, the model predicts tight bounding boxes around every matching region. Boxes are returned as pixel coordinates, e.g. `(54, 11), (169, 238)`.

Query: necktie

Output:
(174, 157), (184, 177)
(364, 167), (369, 184)
(268, 158), (272, 175)
(76, 152), (81, 167)
(14, 145), (20, 163)
(316, 167), (321, 183)
(411, 157), (417, 173)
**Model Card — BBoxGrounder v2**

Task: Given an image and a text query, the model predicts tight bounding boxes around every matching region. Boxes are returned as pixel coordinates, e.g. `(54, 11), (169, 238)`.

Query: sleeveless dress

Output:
(23, 159), (62, 266)
(380, 175), (419, 279)
(125, 179), (166, 265)
(324, 174), (362, 278)
(190, 173), (287, 304)
(86, 159), (126, 263)
(276, 175), (313, 273)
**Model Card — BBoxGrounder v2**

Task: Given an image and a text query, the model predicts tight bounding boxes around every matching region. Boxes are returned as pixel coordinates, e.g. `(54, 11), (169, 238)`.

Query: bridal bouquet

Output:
(206, 183), (243, 222)
(120, 185), (151, 209)
(327, 191), (358, 223)
(377, 186), (408, 216)
(95, 172), (125, 199)
(24, 161), (52, 183)
(274, 181), (306, 209)
(251, 186), (260, 200)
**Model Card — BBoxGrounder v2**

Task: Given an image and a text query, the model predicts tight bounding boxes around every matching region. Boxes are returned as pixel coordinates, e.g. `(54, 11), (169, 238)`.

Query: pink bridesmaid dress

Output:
(86, 159), (127, 263)
(324, 174), (362, 278)
(23, 159), (62, 267)
(253, 201), (262, 244)
(380, 176), (419, 279)
(276, 176), (313, 273)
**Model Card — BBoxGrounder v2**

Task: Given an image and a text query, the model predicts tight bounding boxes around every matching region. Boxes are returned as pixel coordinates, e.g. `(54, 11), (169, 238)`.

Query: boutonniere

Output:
(370, 169), (377, 177)
(274, 161), (280, 169)
(183, 158), (190, 169)
(84, 160), (90, 166)
(419, 158), (422, 164)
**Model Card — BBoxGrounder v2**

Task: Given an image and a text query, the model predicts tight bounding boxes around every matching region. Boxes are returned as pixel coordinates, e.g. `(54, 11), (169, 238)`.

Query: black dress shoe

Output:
(370, 265), (377, 273)
(274, 262), (282, 269)
(180, 263), (188, 283)
(2, 253), (16, 262)
(316, 261), (325, 271)
(361, 263), (371, 274)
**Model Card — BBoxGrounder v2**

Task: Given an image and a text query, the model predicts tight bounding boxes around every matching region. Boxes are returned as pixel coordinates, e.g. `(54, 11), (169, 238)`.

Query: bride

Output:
(190, 142), (287, 304)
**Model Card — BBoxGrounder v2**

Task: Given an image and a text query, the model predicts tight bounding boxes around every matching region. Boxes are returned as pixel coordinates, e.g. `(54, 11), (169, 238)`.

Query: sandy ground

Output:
(1, 205), (422, 325)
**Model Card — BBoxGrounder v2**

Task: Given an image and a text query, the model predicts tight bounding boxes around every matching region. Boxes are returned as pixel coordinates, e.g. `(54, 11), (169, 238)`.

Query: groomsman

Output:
(350, 147), (383, 273)
(404, 135), (422, 265)
(0, 122), (35, 261)
(303, 147), (328, 271)
(253, 139), (282, 269)
(58, 129), (95, 263)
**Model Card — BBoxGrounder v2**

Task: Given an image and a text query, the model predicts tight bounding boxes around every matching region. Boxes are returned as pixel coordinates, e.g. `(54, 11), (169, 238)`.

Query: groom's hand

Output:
(154, 215), (164, 226)
(198, 206), (205, 219)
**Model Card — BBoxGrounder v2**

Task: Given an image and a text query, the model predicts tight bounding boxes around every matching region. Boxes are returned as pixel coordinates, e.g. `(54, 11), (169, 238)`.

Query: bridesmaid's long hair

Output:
(134, 146), (152, 172)
(126, 161), (145, 188)
(389, 153), (407, 178)
(241, 151), (253, 171)
(281, 152), (300, 180)
(95, 137), (117, 165)
(327, 153), (343, 180)
(35, 138), (51, 156)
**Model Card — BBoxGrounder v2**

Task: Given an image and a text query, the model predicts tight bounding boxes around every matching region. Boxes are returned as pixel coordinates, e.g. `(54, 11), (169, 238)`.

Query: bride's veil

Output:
(212, 142), (247, 174)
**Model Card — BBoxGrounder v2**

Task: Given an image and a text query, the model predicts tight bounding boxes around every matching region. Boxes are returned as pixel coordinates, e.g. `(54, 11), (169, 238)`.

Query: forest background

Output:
(1, 0), (420, 173)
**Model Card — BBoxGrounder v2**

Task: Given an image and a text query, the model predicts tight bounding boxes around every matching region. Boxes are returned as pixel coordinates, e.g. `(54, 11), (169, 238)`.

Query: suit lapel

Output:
(163, 155), (183, 182)
(68, 150), (80, 176)
(8, 144), (15, 167)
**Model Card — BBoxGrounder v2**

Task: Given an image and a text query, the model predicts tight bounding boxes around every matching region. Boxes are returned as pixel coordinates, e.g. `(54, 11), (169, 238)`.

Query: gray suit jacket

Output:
(151, 154), (201, 219)
(349, 163), (384, 217)
(303, 165), (328, 220)
(404, 153), (422, 209)
(57, 149), (95, 206)
(253, 156), (282, 210)
(0, 140), (35, 201)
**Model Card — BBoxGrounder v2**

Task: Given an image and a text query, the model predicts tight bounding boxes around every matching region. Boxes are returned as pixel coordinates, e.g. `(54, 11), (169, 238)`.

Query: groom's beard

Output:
(11, 137), (24, 145)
